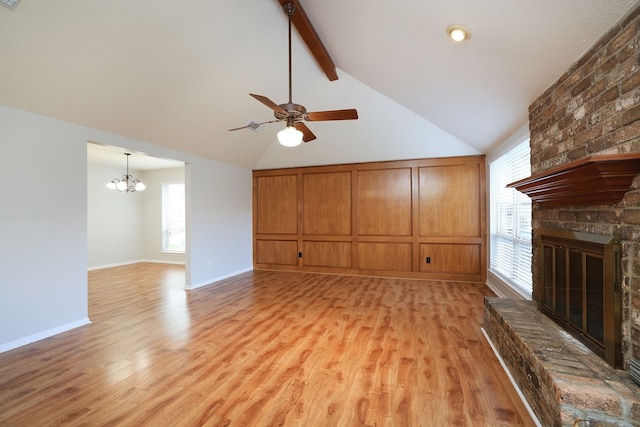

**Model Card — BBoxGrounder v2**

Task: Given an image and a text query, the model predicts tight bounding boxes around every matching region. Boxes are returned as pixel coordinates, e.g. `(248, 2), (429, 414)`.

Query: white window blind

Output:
(162, 183), (186, 253)
(490, 140), (532, 291)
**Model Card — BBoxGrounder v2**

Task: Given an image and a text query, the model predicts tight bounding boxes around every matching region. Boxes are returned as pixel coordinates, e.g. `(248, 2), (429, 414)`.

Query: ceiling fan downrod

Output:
(283, 2), (296, 105)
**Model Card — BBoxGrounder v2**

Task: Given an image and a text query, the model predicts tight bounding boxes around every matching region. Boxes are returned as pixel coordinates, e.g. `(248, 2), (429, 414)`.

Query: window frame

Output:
(161, 182), (186, 254)
(489, 139), (532, 295)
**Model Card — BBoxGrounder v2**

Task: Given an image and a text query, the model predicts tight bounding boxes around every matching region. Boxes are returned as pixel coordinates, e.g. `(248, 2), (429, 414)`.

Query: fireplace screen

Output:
(538, 229), (621, 368)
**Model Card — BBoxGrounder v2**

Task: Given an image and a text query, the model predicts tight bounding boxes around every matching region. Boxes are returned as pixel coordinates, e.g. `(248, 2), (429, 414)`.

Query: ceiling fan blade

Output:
(228, 119), (282, 132)
(307, 109), (359, 121)
(276, 0), (338, 82)
(295, 121), (317, 142)
(250, 93), (287, 114)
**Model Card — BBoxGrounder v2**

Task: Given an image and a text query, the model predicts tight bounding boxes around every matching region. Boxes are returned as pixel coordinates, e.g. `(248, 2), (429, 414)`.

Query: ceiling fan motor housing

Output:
(275, 103), (306, 120)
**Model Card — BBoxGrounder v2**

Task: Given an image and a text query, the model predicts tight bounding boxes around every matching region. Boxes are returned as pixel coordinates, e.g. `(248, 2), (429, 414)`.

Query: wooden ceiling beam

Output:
(276, 0), (339, 81)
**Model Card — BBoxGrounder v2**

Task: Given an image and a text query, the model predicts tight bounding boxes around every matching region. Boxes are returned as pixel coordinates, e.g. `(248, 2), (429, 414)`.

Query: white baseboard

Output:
(481, 327), (542, 427)
(0, 317), (92, 354)
(87, 259), (146, 271)
(88, 259), (185, 271)
(142, 259), (186, 266)
(186, 267), (253, 290)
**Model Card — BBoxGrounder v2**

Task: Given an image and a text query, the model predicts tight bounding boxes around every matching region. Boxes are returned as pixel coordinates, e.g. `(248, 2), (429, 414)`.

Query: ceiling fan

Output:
(228, 1), (358, 147)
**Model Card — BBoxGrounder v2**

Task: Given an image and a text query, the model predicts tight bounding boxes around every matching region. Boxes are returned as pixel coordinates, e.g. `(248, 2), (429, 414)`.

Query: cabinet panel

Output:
(253, 156), (486, 282)
(303, 172), (351, 235)
(256, 240), (298, 266)
(303, 241), (352, 268)
(419, 244), (481, 274)
(256, 175), (298, 234)
(357, 168), (412, 236)
(419, 164), (481, 237)
(358, 242), (412, 271)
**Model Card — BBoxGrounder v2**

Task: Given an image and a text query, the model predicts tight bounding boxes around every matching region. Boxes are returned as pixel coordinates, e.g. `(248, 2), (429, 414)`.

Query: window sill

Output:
(486, 269), (532, 300)
(161, 250), (185, 255)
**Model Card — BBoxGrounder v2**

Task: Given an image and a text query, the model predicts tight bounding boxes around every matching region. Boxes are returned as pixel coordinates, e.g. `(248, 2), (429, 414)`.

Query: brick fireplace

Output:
(485, 4), (640, 426)
(528, 5), (640, 371)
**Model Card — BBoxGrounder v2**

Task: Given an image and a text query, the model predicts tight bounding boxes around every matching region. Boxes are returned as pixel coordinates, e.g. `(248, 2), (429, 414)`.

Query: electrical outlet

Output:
(426, 257), (431, 264)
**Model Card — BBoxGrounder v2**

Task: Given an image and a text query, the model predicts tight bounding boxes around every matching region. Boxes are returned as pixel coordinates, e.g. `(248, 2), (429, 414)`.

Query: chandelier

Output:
(106, 153), (146, 192)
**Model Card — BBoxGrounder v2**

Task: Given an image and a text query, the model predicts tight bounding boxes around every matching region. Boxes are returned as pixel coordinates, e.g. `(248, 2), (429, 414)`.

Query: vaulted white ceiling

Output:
(1, 0), (638, 169)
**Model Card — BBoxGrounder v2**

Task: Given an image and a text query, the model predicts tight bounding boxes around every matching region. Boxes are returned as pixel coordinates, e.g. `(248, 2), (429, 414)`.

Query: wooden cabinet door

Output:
(256, 175), (298, 235)
(303, 241), (352, 268)
(303, 172), (351, 235)
(256, 240), (298, 266)
(359, 242), (413, 272)
(419, 164), (481, 237)
(420, 244), (481, 275)
(357, 168), (412, 236)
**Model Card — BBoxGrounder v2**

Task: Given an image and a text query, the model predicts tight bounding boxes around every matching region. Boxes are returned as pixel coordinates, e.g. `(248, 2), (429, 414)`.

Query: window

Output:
(162, 183), (185, 253)
(490, 140), (532, 291)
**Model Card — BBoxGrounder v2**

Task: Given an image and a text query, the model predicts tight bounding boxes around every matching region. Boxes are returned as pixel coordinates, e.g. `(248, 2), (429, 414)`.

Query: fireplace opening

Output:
(537, 229), (622, 368)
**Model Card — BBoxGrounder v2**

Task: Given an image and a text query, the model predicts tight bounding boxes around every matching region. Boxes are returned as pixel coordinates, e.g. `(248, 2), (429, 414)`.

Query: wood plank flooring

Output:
(0, 263), (534, 426)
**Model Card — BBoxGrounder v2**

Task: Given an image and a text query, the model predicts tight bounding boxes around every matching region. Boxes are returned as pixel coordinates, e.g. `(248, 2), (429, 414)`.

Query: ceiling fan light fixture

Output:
(278, 126), (303, 147)
(446, 25), (471, 42)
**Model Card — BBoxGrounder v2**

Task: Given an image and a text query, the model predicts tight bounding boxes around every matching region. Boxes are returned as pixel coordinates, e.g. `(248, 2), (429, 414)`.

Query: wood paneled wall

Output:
(253, 156), (486, 281)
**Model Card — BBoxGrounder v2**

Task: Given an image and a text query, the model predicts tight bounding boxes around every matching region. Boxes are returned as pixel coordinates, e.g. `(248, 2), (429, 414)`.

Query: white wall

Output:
(254, 70), (480, 170)
(486, 122), (530, 164)
(0, 104), (253, 352)
(87, 162), (145, 267)
(186, 161), (253, 289)
(1, 106), (90, 350)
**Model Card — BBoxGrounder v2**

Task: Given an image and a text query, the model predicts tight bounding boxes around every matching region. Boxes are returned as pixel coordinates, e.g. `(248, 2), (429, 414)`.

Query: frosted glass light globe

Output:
(278, 126), (303, 147)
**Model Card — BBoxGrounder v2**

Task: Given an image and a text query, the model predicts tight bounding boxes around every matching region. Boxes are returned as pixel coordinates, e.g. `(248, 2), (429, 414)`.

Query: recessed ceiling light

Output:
(0, 0), (20, 10)
(446, 24), (471, 42)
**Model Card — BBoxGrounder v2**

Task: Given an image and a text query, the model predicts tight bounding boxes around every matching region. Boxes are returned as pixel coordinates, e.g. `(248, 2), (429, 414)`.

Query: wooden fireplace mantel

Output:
(507, 153), (640, 207)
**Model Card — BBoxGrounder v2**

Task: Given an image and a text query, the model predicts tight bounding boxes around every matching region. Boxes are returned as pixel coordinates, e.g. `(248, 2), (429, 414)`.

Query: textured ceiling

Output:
(1, 0), (639, 169)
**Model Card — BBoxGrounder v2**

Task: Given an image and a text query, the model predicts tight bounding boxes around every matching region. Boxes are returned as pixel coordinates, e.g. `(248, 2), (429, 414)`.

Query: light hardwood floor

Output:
(0, 263), (534, 426)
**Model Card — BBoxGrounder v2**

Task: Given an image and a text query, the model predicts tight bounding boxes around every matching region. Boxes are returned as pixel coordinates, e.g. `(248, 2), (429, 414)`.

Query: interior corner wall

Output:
(87, 164), (186, 268)
(87, 162), (145, 268)
(186, 161), (253, 289)
(0, 103), (253, 352)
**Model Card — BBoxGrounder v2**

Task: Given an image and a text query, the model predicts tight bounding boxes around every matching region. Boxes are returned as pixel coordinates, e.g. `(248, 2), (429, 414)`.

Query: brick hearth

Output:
(484, 298), (640, 426)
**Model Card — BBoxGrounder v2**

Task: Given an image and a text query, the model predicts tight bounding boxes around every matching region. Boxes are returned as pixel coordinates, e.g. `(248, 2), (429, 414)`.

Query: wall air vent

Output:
(0, 0), (20, 10)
